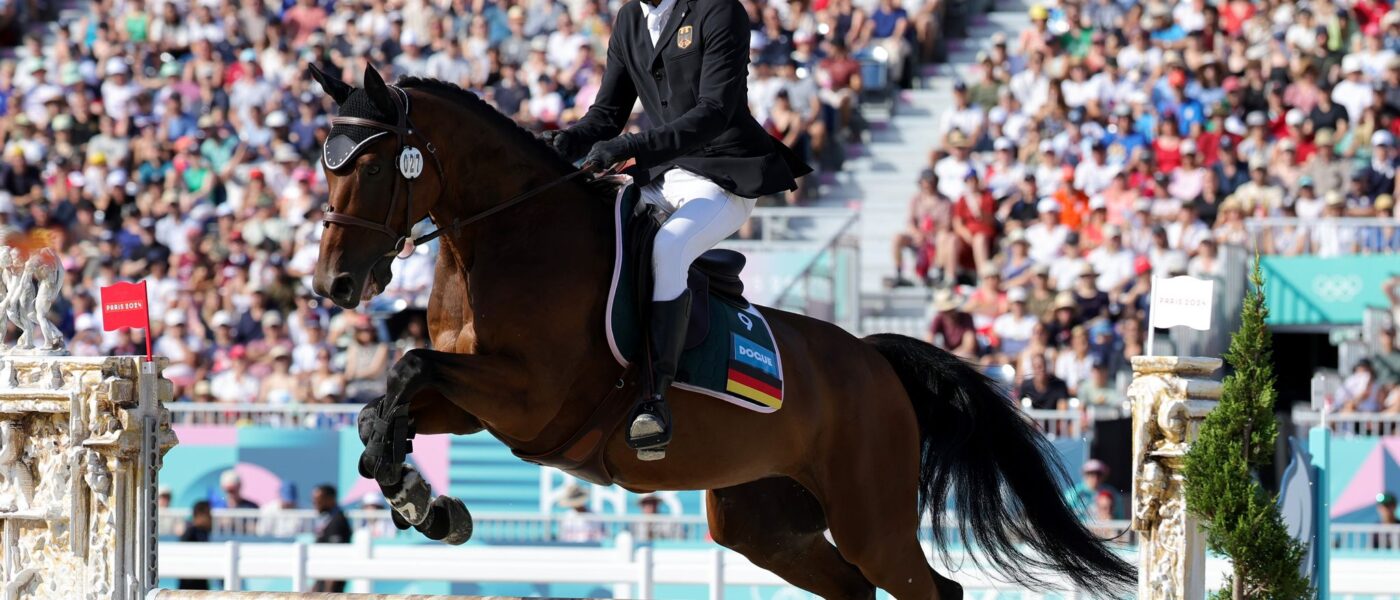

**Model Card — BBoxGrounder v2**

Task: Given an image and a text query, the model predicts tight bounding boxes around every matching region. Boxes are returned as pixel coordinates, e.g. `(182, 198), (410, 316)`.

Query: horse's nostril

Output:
(329, 275), (356, 302)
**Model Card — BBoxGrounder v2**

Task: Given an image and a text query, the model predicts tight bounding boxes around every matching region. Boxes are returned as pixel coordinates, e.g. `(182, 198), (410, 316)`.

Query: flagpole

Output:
(1145, 276), (1157, 357)
(140, 281), (152, 363)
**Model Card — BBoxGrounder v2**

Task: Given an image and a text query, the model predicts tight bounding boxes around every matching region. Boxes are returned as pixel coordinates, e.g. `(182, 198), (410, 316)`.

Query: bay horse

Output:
(309, 64), (1134, 599)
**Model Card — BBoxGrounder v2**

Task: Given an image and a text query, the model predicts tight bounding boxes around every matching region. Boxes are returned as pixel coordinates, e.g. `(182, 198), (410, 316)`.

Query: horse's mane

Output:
(396, 77), (621, 195)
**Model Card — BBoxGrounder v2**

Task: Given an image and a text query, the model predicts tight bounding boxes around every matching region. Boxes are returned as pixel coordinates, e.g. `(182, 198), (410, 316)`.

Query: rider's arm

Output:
(627, 0), (750, 168)
(566, 20), (640, 155)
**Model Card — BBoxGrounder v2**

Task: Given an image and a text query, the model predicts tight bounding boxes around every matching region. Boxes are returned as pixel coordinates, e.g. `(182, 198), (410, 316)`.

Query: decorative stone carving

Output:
(0, 356), (175, 600)
(0, 248), (66, 355)
(1128, 356), (1222, 600)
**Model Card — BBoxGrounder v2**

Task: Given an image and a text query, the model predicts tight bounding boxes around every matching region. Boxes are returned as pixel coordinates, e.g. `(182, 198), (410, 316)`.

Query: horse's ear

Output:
(362, 64), (397, 117)
(308, 63), (353, 106)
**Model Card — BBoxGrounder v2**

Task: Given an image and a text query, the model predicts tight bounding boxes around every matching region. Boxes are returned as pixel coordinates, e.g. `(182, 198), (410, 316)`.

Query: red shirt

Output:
(819, 56), (861, 90)
(954, 192), (997, 236)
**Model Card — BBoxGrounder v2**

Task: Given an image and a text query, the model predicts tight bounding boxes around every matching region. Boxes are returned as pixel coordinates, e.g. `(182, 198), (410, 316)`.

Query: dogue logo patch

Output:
(677, 25), (693, 49)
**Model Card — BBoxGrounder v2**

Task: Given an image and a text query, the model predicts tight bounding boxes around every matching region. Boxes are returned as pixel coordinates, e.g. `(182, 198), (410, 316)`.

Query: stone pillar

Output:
(1128, 356), (1222, 600)
(0, 357), (176, 600)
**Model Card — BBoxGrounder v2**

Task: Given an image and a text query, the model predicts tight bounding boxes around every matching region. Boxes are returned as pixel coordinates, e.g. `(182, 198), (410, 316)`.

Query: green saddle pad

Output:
(605, 185), (784, 412)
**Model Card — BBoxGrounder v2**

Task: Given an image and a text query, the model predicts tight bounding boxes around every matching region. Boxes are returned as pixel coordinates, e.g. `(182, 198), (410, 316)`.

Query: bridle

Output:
(321, 85), (596, 258)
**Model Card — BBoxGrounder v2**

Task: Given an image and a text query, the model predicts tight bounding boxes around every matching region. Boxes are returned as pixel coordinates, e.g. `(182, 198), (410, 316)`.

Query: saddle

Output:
(627, 199), (750, 349)
(512, 184), (784, 486)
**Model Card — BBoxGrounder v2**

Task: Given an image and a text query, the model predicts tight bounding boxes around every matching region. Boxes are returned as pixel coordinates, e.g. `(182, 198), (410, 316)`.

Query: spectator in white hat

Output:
(993, 288), (1038, 357)
(1334, 55), (1375, 126)
(1025, 199), (1068, 264)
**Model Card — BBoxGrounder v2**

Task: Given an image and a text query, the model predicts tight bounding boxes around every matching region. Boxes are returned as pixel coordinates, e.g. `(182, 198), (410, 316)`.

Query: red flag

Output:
(100, 281), (151, 361)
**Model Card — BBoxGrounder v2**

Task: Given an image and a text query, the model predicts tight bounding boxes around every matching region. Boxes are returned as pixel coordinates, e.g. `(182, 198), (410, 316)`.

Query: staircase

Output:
(812, 0), (1033, 327)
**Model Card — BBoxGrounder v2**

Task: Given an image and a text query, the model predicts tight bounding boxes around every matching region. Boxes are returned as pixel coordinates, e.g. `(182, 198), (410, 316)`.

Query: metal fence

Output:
(1243, 217), (1400, 256)
(769, 210), (862, 332)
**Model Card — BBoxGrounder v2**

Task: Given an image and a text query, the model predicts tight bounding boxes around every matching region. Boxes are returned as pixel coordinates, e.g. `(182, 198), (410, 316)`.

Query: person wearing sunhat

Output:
(933, 130), (979, 199)
(1025, 198), (1068, 264)
(1071, 262), (1110, 320)
(928, 289), (977, 358)
(557, 484), (603, 542)
(992, 288), (1038, 357)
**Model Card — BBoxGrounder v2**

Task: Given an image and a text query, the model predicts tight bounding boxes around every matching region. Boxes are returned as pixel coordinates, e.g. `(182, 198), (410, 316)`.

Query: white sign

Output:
(1150, 275), (1215, 331)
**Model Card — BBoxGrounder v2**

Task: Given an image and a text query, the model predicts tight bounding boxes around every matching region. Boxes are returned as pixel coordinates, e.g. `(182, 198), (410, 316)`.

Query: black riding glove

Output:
(538, 129), (579, 160)
(584, 135), (637, 172)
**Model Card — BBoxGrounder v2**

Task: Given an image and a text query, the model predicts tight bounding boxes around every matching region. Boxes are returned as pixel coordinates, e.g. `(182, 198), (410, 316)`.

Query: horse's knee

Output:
(389, 349), (430, 397)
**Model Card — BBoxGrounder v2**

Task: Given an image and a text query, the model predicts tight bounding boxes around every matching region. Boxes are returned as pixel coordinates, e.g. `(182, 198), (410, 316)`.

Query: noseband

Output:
(322, 85), (599, 258)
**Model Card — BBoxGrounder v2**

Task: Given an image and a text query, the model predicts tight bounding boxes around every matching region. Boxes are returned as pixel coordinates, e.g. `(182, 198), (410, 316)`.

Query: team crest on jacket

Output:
(677, 25), (693, 49)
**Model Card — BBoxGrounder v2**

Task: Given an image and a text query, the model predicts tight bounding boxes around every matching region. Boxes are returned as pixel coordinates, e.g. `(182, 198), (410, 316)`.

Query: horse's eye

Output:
(367, 164), (381, 176)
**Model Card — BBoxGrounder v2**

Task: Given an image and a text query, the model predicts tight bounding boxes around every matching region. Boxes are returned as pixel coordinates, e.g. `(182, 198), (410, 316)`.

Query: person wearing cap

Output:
(1334, 55), (1375, 126)
(1293, 176), (1326, 220)
(1340, 358), (1382, 413)
(258, 482), (306, 538)
(259, 346), (301, 405)
(1025, 198), (1068, 264)
(938, 80), (985, 141)
(928, 289), (978, 358)
(1376, 493), (1398, 549)
(985, 138), (1025, 200)
(211, 345), (261, 403)
(1303, 128), (1349, 196)
(541, 0), (810, 459)
(992, 287), (1038, 356)
(1358, 130), (1398, 199)
(1064, 459), (1123, 520)
(1073, 140), (1118, 197)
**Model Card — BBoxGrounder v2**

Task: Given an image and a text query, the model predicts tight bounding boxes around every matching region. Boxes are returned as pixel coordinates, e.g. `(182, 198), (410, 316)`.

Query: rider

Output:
(542, 0), (810, 459)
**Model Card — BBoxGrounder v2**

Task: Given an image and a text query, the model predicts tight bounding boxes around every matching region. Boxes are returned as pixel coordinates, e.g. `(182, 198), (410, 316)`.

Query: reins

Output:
(322, 84), (600, 257)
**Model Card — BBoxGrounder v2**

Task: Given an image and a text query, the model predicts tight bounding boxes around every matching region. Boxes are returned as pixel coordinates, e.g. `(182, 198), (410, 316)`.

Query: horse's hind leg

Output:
(707, 478), (875, 600)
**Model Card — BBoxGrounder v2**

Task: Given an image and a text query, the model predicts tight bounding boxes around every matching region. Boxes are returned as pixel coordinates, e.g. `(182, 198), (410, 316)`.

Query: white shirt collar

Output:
(639, 0), (678, 20)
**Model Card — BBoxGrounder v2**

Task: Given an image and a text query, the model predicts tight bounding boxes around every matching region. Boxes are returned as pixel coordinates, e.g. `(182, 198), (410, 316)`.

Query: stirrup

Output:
(627, 398), (671, 460)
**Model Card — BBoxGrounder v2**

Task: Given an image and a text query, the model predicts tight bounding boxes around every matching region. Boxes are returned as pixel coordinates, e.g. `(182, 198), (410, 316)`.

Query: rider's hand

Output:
(583, 136), (635, 172)
(538, 129), (576, 160)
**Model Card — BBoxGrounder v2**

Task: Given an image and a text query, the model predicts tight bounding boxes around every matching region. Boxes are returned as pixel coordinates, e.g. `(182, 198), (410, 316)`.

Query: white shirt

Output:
(639, 0), (679, 46)
(1332, 79), (1374, 125)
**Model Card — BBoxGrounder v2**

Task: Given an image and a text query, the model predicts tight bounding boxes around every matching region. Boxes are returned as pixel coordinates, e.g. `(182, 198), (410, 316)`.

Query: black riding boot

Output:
(627, 290), (691, 461)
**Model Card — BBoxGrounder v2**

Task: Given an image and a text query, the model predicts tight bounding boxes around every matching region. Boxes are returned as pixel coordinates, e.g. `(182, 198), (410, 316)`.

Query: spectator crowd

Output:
(0, 0), (951, 407)
(901, 0), (1400, 410)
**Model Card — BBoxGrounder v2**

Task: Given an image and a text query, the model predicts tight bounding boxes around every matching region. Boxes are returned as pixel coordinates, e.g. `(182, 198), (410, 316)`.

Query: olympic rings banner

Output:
(1260, 255), (1398, 327)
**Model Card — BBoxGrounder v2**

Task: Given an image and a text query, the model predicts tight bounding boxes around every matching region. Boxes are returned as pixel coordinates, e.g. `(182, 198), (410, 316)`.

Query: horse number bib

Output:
(399, 146), (425, 179)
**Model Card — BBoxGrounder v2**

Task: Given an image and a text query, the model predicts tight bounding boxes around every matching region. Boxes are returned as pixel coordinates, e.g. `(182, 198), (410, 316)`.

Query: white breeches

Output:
(640, 169), (757, 301)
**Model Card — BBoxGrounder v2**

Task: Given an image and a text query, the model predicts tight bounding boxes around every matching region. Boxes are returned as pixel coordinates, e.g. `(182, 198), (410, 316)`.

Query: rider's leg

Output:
(628, 169), (755, 459)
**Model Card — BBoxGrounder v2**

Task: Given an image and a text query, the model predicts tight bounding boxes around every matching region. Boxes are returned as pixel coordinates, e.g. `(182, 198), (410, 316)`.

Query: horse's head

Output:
(309, 63), (445, 309)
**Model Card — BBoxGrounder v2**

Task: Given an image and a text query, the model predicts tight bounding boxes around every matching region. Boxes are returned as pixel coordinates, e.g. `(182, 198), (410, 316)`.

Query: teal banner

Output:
(1260, 255), (1399, 326)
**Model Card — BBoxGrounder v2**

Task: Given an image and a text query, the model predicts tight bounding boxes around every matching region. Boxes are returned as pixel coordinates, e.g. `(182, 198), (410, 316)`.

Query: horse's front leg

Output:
(358, 349), (527, 545)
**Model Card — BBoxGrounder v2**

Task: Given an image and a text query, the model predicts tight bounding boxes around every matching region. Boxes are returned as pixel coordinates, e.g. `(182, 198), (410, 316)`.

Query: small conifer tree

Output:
(1183, 259), (1310, 599)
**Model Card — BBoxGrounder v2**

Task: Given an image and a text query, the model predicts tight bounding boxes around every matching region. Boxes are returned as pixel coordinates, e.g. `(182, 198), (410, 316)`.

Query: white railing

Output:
(1242, 216), (1400, 256)
(1293, 408), (1400, 437)
(1333, 523), (1400, 550)
(167, 403), (362, 428)
(153, 534), (1400, 597)
(160, 508), (1144, 550)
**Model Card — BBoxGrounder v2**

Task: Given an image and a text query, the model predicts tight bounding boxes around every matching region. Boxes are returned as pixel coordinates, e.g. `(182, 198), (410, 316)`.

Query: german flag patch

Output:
(726, 333), (783, 409)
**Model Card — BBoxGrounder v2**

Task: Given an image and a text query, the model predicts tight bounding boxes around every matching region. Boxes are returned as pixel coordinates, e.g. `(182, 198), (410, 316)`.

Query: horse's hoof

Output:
(637, 447), (667, 461)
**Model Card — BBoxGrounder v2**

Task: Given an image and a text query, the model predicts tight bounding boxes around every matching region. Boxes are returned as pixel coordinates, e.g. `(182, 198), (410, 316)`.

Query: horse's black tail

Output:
(864, 333), (1136, 594)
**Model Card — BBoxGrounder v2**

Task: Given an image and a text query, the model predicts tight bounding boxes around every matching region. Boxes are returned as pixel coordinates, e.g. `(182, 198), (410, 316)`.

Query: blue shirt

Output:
(870, 8), (909, 40)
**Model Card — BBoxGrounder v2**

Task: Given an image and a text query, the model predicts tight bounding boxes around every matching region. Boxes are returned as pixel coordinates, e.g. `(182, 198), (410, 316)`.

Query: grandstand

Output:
(2, 0), (1399, 594)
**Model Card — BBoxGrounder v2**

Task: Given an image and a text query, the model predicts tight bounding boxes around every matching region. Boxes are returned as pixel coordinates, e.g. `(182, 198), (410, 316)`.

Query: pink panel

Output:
(172, 425), (239, 446)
